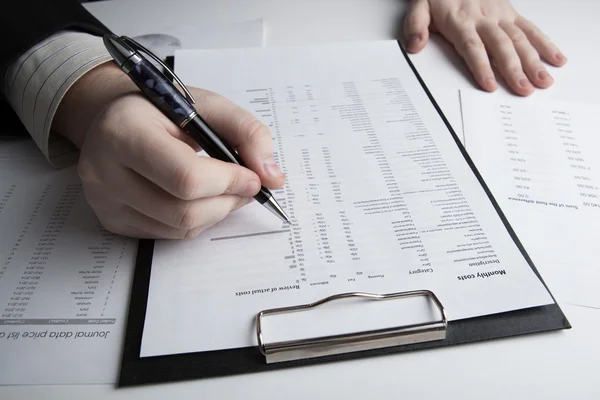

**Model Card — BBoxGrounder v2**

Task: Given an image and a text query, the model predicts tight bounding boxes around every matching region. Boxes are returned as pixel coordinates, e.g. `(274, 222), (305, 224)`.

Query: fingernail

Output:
(409, 34), (421, 46)
(537, 70), (551, 81)
(263, 158), (283, 178)
(484, 77), (497, 89)
(245, 197), (255, 205)
(555, 52), (567, 63)
(244, 180), (260, 196)
(518, 78), (531, 88)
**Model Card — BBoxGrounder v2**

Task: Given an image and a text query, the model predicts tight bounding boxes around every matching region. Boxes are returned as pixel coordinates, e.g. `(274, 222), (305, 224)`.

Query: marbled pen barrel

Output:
(127, 59), (196, 126)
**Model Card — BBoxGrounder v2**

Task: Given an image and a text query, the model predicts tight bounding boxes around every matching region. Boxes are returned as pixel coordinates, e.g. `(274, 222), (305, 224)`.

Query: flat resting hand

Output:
(403, 0), (567, 96)
(53, 62), (286, 239)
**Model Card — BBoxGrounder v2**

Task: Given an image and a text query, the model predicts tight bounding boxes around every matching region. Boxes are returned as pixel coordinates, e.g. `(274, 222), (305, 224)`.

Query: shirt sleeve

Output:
(3, 31), (112, 167)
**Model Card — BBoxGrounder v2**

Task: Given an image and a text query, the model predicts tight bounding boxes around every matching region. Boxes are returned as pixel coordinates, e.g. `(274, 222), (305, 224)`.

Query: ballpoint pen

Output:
(102, 34), (290, 224)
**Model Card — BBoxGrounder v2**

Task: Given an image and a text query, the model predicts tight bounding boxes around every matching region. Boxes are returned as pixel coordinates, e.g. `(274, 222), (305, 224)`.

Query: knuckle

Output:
(183, 209), (225, 239)
(509, 32), (528, 45)
(224, 169), (242, 195)
(446, 10), (469, 26)
(460, 36), (483, 52)
(183, 226), (206, 240)
(175, 202), (201, 231)
(241, 116), (269, 144)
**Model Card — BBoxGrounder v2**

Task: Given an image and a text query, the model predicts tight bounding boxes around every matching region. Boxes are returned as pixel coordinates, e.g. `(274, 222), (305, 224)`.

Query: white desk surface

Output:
(3, 1), (598, 399)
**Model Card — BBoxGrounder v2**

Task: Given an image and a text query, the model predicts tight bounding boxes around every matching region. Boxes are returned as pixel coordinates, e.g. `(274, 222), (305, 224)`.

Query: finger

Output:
(515, 17), (567, 66)
(99, 206), (192, 239)
(86, 164), (250, 230)
(403, 0), (431, 53)
(445, 25), (498, 92)
(100, 196), (247, 240)
(499, 21), (554, 89)
(190, 89), (286, 189)
(98, 215), (158, 239)
(168, 128), (203, 153)
(477, 22), (534, 96)
(115, 115), (262, 200)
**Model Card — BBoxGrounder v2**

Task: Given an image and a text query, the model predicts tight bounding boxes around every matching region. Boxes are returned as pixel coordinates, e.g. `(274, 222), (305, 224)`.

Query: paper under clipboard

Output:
(117, 40), (570, 386)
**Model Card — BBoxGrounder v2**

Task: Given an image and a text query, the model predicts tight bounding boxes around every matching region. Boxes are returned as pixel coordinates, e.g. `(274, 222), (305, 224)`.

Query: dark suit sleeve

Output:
(0, 0), (111, 138)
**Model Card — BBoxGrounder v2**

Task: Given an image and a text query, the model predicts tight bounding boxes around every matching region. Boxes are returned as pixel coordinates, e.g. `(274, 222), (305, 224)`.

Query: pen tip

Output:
(263, 197), (291, 224)
(282, 212), (292, 225)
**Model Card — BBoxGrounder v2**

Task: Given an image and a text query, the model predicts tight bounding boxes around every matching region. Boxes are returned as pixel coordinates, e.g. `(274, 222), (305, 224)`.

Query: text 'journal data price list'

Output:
(0, 174), (132, 326)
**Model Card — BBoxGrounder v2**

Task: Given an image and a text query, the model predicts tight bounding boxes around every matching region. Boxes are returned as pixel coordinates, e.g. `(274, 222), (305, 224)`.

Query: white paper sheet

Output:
(130, 19), (265, 61)
(460, 89), (600, 309)
(0, 139), (44, 160)
(0, 158), (136, 385)
(139, 41), (554, 358)
(0, 18), (267, 385)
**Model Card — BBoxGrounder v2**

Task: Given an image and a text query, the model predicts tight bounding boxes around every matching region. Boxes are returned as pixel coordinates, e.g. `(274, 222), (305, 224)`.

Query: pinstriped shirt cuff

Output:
(4, 31), (112, 167)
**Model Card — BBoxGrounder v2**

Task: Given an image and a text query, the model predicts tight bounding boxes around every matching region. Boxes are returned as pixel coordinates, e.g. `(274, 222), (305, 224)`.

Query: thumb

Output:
(403, 0), (431, 53)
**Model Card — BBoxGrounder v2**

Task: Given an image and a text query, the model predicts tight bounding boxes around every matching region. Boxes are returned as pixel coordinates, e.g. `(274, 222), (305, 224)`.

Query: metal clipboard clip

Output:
(256, 290), (447, 364)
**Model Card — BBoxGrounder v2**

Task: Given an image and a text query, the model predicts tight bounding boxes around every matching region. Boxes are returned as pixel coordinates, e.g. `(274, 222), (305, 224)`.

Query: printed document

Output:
(460, 89), (600, 308)
(0, 157), (136, 384)
(0, 19), (266, 385)
(139, 41), (554, 357)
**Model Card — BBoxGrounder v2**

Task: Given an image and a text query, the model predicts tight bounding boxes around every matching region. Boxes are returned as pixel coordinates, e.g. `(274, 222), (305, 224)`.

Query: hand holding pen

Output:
(52, 36), (288, 239)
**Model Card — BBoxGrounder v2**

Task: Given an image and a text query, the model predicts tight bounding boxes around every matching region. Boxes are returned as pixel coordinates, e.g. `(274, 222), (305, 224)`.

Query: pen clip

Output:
(120, 36), (196, 104)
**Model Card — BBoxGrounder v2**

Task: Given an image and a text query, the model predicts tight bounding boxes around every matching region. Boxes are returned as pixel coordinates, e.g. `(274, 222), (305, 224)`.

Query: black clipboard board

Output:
(117, 41), (571, 386)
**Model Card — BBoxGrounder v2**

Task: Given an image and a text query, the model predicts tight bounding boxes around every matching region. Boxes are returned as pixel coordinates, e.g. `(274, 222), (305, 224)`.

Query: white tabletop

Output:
(3, 0), (598, 398)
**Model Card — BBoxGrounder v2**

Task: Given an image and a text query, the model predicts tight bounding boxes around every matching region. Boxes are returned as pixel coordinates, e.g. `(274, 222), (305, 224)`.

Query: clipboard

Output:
(257, 290), (447, 364)
(117, 42), (570, 386)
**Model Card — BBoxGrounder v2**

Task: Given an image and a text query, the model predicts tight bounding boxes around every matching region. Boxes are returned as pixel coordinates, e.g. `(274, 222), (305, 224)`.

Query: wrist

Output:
(52, 62), (138, 148)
